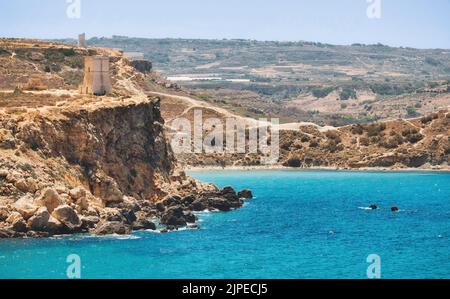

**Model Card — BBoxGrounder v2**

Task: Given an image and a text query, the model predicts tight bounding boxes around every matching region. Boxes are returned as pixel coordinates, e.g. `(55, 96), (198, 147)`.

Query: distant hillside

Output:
(56, 36), (450, 126)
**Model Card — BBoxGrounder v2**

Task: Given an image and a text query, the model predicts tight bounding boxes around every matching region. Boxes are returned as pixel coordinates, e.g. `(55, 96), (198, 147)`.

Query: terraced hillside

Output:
(60, 37), (450, 126)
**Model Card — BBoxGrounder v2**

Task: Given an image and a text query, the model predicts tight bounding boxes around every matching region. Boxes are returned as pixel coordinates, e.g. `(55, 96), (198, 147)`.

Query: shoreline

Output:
(185, 165), (450, 173)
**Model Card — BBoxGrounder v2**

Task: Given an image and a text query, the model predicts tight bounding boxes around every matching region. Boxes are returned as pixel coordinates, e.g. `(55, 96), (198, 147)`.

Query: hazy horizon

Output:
(54, 35), (450, 51)
(1, 0), (449, 49)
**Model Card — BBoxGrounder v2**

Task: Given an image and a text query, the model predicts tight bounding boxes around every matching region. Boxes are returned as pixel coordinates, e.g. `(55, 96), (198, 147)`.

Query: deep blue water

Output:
(1, 170), (450, 279)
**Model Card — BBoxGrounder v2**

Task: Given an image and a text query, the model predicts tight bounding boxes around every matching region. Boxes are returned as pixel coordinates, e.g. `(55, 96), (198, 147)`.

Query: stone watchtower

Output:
(79, 56), (112, 96)
(78, 33), (87, 48)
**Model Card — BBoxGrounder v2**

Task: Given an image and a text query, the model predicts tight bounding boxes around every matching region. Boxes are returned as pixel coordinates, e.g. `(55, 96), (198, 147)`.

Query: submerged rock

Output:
(187, 224), (200, 230)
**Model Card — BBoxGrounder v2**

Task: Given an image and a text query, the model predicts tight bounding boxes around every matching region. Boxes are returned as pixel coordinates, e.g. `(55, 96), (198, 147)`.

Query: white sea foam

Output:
(93, 234), (139, 240)
(193, 209), (219, 215)
(75, 234), (141, 240)
(142, 229), (162, 234)
(358, 207), (374, 210)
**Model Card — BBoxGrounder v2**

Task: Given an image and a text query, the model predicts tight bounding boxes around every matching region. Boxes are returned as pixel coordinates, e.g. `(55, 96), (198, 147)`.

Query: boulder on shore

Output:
(80, 216), (100, 230)
(238, 189), (253, 199)
(0, 228), (21, 238)
(191, 199), (206, 211)
(209, 197), (234, 211)
(52, 205), (81, 231)
(26, 207), (63, 234)
(28, 207), (50, 232)
(12, 218), (28, 233)
(37, 188), (63, 213)
(160, 206), (186, 227)
(12, 196), (38, 220)
(133, 219), (157, 231)
(93, 221), (131, 235)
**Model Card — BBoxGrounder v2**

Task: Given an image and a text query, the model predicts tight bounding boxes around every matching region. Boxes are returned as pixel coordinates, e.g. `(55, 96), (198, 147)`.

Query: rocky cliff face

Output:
(278, 110), (450, 169)
(0, 39), (252, 238)
(0, 96), (252, 238)
(17, 98), (174, 202)
(175, 109), (449, 170)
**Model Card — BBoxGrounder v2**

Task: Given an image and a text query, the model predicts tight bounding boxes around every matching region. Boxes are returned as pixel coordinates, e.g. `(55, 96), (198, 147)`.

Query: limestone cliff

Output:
(0, 39), (251, 238)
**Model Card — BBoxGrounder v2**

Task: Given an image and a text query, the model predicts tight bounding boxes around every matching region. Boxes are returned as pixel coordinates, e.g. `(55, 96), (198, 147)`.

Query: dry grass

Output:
(22, 78), (48, 91)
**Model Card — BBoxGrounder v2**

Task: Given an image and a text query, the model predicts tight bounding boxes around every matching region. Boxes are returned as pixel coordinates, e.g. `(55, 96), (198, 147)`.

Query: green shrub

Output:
(351, 125), (364, 135)
(60, 48), (76, 57)
(369, 83), (417, 96)
(360, 137), (369, 146)
(309, 140), (319, 147)
(325, 131), (342, 143)
(285, 156), (301, 167)
(312, 87), (334, 98)
(197, 94), (211, 101)
(424, 57), (440, 66)
(61, 70), (83, 85)
(66, 56), (84, 69)
(18, 163), (33, 172)
(365, 123), (386, 137)
(402, 129), (423, 143)
(339, 87), (357, 100)
(406, 106), (419, 117)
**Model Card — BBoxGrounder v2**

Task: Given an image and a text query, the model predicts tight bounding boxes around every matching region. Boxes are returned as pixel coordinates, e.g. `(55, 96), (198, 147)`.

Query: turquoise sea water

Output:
(0, 170), (450, 279)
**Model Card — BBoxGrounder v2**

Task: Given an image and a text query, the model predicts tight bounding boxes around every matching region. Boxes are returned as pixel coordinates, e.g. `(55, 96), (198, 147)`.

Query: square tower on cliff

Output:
(79, 56), (113, 96)
(78, 33), (87, 48)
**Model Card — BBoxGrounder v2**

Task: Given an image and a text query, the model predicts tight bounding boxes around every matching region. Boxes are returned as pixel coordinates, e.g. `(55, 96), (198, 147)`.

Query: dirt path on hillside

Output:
(148, 91), (336, 132)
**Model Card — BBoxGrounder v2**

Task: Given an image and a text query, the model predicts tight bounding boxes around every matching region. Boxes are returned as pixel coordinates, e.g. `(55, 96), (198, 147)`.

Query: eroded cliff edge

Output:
(0, 39), (252, 238)
(0, 96), (252, 238)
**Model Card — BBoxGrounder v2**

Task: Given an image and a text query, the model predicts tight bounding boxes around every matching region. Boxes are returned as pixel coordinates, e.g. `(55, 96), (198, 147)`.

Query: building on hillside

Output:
(78, 33), (87, 48)
(79, 56), (112, 96)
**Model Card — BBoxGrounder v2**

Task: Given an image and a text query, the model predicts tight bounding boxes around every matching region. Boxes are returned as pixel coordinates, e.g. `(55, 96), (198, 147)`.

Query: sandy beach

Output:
(185, 164), (450, 173)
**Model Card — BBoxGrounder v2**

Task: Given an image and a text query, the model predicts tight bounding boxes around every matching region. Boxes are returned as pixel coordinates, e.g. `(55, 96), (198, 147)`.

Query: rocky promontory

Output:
(0, 96), (253, 238)
(0, 39), (253, 238)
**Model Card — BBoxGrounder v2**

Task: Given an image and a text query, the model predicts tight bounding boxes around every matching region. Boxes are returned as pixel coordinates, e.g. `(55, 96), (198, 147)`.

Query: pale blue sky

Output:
(0, 0), (449, 49)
